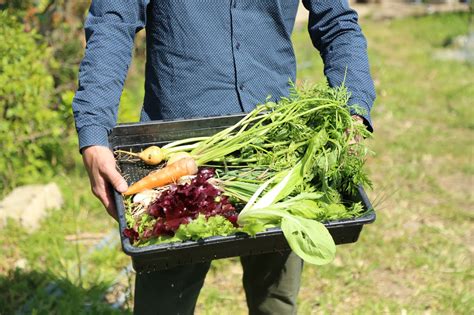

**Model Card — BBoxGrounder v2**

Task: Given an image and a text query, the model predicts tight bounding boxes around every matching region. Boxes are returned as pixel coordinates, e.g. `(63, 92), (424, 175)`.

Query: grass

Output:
(1, 11), (473, 314)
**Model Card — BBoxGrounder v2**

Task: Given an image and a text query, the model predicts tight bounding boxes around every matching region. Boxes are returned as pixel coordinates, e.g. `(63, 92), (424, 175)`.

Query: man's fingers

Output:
(82, 145), (125, 221)
(103, 184), (119, 221)
(347, 115), (364, 145)
(101, 161), (128, 193)
(90, 175), (109, 203)
(91, 177), (119, 221)
(93, 186), (119, 221)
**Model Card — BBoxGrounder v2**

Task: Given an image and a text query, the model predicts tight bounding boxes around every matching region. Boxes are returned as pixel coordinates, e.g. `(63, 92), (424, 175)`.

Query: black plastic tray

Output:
(110, 114), (376, 273)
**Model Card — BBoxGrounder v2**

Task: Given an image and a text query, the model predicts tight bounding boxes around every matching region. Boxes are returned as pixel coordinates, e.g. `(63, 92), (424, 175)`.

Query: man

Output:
(73, 1), (375, 314)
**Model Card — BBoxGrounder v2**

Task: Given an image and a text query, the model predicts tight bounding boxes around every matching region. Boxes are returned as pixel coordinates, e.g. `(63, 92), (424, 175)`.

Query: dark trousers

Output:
(134, 251), (303, 315)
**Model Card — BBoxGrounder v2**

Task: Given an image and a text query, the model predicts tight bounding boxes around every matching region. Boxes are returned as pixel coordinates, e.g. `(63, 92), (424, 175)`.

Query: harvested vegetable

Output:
(166, 151), (192, 165)
(115, 145), (165, 165)
(124, 168), (239, 245)
(114, 137), (204, 166)
(119, 82), (373, 266)
(237, 142), (334, 263)
(123, 157), (198, 195)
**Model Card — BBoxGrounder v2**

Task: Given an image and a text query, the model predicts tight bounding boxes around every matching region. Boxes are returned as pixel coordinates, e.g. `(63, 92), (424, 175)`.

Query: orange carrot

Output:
(166, 151), (192, 165)
(123, 157), (198, 195)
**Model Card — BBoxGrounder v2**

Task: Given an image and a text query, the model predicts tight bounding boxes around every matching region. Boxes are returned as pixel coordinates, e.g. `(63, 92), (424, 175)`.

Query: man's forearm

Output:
(72, 0), (149, 150)
(303, 0), (376, 131)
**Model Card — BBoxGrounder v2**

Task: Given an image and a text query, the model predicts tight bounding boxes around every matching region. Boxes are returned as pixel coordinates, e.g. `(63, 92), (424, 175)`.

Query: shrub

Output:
(0, 12), (73, 194)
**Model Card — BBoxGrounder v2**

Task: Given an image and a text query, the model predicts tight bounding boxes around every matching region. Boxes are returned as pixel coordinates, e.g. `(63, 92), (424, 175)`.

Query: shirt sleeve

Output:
(302, 0), (376, 131)
(72, 0), (149, 150)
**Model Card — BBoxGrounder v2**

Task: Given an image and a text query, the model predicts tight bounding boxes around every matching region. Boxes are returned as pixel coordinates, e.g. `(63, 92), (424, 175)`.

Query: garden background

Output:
(0, 0), (473, 314)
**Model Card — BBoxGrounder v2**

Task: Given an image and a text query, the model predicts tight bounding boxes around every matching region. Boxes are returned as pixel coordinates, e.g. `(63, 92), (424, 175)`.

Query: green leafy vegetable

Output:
(174, 214), (239, 241)
(281, 217), (336, 265)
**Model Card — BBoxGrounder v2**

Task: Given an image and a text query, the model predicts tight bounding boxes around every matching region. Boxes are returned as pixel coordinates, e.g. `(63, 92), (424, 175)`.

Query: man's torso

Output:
(141, 0), (300, 122)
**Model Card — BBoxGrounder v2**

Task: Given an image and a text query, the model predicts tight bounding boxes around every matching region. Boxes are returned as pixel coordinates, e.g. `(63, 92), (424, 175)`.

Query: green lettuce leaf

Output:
(281, 216), (336, 265)
(174, 214), (238, 241)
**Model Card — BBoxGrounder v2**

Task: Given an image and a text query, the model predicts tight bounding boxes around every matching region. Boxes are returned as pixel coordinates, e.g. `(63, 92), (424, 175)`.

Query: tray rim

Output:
(113, 185), (375, 258)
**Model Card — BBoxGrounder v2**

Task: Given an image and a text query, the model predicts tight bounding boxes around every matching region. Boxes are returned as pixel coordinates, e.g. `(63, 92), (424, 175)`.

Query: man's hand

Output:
(82, 146), (128, 220)
(348, 115), (365, 145)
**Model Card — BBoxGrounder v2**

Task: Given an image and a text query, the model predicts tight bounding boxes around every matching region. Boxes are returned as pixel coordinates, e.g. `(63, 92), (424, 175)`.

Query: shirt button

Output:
(236, 42), (240, 50)
(233, 1), (236, 8)
(239, 84), (244, 91)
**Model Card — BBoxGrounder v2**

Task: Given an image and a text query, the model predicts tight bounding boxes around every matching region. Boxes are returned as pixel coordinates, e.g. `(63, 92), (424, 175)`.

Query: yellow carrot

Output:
(115, 146), (165, 165)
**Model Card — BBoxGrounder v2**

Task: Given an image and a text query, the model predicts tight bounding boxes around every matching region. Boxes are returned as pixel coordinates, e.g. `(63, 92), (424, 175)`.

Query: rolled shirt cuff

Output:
(348, 99), (373, 132)
(77, 125), (111, 152)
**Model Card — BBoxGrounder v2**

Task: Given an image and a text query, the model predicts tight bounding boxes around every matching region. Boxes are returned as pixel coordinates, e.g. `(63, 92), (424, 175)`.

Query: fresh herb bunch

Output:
(217, 82), (373, 199)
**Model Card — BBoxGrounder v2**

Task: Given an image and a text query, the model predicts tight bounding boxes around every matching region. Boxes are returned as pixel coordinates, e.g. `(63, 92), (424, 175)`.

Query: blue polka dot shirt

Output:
(72, 0), (375, 150)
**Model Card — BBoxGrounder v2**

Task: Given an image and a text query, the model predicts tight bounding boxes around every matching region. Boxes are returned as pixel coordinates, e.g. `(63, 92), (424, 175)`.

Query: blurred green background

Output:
(0, 1), (473, 314)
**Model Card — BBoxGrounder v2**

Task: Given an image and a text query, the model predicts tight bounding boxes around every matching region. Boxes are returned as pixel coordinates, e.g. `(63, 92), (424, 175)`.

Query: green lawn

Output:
(1, 12), (473, 314)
